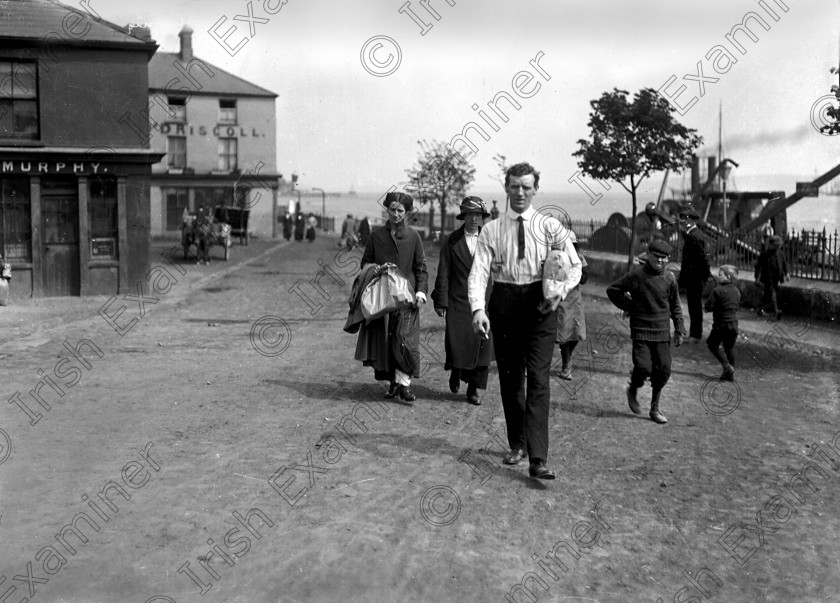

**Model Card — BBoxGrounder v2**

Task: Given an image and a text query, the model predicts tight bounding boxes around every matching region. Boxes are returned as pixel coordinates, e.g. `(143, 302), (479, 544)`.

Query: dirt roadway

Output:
(1, 234), (839, 603)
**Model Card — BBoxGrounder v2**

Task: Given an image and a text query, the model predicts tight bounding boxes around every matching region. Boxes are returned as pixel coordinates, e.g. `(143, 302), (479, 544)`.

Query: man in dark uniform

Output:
(678, 207), (711, 343)
(432, 196), (493, 405)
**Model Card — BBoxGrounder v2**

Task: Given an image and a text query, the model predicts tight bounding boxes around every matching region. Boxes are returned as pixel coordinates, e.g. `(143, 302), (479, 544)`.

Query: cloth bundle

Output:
(361, 265), (416, 321)
(541, 249), (581, 312)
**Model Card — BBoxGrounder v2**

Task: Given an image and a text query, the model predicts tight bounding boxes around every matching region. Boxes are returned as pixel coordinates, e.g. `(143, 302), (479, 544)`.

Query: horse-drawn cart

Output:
(180, 209), (232, 263)
(215, 206), (250, 245)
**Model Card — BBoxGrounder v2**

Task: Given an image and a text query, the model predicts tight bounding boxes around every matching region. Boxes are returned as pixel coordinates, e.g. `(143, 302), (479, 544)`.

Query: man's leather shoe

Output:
(626, 386), (641, 414)
(649, 410), (668, 424)
(384, 382), (399, 399)
(503, 448), (525, 465)
(449, 373), (460, 394)
(529, 462), (556, 480)
(399, 386), (416, 402)
(466, 384), (481, 405)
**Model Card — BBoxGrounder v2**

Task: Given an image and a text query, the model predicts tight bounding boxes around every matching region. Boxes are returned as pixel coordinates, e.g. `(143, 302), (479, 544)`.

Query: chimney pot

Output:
(179, 25), (194, 61)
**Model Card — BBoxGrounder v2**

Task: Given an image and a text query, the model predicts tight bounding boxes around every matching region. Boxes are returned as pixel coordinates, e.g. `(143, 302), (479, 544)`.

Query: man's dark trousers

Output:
(685, 281), (704, 339)
(488, 282), (554, 462)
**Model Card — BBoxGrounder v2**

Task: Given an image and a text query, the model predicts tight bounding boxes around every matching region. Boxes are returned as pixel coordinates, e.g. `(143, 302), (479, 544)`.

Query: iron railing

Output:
(571, 218), (840, 283)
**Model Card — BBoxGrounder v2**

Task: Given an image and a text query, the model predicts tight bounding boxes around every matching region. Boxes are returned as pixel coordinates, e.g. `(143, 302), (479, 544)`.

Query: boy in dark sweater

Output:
(754, 235), (788, 320)
(704, 264), (740, 381)
(607, 240), (686, 424)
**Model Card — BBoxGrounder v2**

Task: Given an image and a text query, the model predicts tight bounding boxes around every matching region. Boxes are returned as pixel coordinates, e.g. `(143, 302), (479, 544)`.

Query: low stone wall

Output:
(585, 251), (840, 323)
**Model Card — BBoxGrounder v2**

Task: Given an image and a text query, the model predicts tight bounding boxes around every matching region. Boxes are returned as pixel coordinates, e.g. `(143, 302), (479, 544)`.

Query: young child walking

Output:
(607, 240), (686, 424)
(704, 265), (740, 381)
(754, 235), (787, 320)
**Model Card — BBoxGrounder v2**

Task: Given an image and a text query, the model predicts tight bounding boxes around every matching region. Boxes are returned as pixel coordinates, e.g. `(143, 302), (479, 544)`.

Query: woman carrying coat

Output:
(355, 192), (428, 402)
(432, 196), (493, 405)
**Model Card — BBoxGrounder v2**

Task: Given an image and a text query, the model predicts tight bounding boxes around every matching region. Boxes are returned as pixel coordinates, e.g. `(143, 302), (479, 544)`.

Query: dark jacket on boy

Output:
(607, 263), (685, 392)
(704, 282), (740, 328)
(755, 246), (787, 285)
(607, 264), (685, 342)
(704, 280), (741, 375)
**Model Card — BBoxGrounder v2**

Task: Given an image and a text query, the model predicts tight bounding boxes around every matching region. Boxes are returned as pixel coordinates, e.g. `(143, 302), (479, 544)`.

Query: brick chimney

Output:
(179, 26), (194, 61)
(126, 23), (152, 41)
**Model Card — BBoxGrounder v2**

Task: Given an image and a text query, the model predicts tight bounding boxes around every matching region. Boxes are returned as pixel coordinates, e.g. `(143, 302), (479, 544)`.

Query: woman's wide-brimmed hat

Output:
(456, 196), (490, 220)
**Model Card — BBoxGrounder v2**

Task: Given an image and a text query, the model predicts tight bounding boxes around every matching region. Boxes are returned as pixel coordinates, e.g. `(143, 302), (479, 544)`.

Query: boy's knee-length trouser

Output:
(630, 339), (671, 390)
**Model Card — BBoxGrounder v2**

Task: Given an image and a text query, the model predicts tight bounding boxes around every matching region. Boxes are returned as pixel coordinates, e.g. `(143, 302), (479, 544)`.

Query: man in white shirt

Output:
(469, 163), (581, 480)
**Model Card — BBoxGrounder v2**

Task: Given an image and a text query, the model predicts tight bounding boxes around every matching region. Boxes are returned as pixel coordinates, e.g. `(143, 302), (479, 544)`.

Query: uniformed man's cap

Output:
(679, 207), (700, 219)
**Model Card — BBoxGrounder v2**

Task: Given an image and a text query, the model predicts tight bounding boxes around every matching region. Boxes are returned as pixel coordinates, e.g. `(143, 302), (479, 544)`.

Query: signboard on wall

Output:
(91, 237), (116, 258)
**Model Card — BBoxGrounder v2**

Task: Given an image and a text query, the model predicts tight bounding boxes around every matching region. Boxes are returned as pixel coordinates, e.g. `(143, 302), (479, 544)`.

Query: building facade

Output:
(0, 0), (161, 297)
(146, 27), (282, 239)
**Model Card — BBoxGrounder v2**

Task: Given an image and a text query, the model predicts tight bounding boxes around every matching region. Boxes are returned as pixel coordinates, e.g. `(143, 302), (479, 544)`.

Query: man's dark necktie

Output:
(517, 216), (525, 260)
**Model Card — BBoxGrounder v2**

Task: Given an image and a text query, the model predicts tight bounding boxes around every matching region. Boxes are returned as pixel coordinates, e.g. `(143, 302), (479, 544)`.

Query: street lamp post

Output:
(312, 187), (326, 231)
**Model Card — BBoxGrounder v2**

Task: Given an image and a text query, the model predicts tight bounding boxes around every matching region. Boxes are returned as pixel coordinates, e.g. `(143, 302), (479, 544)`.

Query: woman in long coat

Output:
(355, 192), (428, 402)
(432, 196), (493, 404)
(556, 231), (589, 380)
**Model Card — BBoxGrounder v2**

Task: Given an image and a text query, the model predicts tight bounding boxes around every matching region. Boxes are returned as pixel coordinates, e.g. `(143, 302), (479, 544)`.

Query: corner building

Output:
(146, 27), (282, 240)
(0, 0), (162, 297)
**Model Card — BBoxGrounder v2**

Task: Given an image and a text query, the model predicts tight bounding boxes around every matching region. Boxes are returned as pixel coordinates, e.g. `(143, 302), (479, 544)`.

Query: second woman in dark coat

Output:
(432, 196), (493, 405)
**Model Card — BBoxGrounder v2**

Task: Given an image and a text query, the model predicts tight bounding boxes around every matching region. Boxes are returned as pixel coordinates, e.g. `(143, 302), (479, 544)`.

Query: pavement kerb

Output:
(1, 240), (293, 348)
(584, 277), (840, 358)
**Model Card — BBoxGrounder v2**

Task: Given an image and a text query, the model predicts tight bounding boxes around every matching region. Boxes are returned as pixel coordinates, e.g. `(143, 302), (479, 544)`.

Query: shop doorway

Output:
(41, 183), (80, 296)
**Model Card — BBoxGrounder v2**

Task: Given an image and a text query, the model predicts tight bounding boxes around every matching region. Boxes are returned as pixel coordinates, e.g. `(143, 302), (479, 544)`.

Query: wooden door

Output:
(41, 189), (80, 296)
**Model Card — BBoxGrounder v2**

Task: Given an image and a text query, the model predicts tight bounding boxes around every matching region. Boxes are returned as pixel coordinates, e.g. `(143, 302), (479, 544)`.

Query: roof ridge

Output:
(150, 51), (277, 98)
(40, 0), (157, 45)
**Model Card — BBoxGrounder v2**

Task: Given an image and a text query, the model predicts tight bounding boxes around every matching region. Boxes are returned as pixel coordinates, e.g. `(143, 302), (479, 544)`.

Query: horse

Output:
(181, 209), (231, 264)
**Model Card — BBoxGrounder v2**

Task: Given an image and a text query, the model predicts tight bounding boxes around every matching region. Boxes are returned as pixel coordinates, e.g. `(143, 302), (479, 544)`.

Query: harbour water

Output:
(292, 188), (838, 234)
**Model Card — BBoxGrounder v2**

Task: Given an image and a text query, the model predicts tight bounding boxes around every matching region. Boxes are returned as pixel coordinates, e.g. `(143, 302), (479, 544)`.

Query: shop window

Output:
(217, 137), (237, 172)
(193, 188), (208, 211)
(193, 188), (233, 210)
(219, 99), (237, 124)
(0, 60), (39, 140)
(235, 184), (249, 208)
(167, 136), (187, 169)
(164, 188), (189, 231)
(212, 187), (233, 207)
(89, 178), (118, 260)
(167, 96), (186, 122)
(0, 178), (32, 262)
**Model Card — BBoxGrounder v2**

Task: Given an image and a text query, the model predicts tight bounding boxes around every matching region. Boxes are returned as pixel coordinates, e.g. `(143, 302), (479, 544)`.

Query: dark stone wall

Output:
(586, 251), (839, 323)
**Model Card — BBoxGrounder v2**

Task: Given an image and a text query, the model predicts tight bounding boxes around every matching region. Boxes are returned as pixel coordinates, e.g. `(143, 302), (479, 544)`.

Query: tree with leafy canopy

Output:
(573, 87), (703, 267)
(823, 66), (840, 135)
(405, 139), (476, 242)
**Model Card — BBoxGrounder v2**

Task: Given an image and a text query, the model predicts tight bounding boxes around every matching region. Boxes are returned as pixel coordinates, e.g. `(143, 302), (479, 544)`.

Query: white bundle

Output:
(542, 249), (582, 311)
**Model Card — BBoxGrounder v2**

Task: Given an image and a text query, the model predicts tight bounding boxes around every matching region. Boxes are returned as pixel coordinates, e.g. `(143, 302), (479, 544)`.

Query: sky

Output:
(101, 0), (839, 197)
